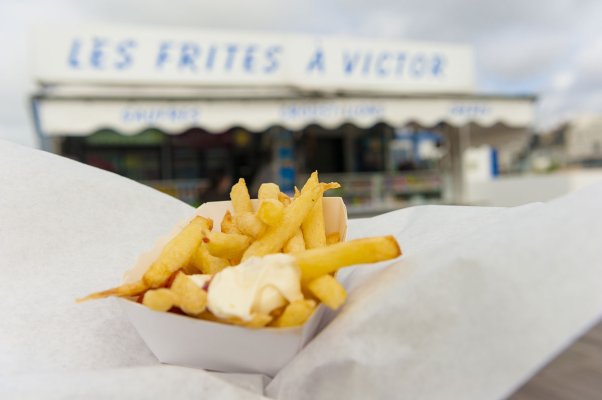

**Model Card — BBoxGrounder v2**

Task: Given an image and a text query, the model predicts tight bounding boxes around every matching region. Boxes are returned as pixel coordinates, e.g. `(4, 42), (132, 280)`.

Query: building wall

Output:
(466, 170), (602, 206)
(468, 124), (530, 172)
(565, 117), (602, 161)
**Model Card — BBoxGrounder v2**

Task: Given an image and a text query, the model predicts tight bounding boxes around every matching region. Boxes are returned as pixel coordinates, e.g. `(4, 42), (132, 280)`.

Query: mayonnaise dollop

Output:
(202, 253), (302, 321)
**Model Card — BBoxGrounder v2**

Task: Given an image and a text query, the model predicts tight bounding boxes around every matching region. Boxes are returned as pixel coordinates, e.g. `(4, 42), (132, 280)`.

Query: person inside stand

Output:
(251, 150), (276, 195)
(200, 170), (232, 203)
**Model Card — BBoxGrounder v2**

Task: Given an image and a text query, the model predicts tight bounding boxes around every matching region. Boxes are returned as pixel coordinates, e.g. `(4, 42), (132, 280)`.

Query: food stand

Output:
(30, 24), (534, 215)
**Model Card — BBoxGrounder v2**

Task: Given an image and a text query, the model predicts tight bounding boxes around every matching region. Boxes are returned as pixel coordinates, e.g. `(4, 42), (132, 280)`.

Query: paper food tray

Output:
(118, 197), (347, 376)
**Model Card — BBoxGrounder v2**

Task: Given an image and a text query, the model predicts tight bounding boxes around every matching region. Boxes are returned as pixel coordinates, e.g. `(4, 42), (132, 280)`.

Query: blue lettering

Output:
(281, 105), (297, 118)
(224, 44), (239, 71)
(280, 103), (384, 119)
(342, 51), (360, 75)
(119, 107), (203, 123)
(156, 42), (172, 69)
(410, 54), (426, 77)
(306, 47), (325, 74)
(68, 39), (81, 68)
(188, 108), (200, 121)
(90, 37), (108, 69)
(449, 104), (489, 116)
(205, 45), (217, 71)
(263, 45), (282, 74)
(361, 52), (372, 76)
(432, 54), (445, 77)
(395, 53), (406, 76)
(115, 39), (137, 70)
(179, 43), (200, 71)
(375, 52), (391, 77)
(243, 45), (257, 73)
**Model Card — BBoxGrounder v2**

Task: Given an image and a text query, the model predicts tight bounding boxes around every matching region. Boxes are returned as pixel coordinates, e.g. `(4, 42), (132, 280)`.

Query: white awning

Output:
(35, 95), (534, 136)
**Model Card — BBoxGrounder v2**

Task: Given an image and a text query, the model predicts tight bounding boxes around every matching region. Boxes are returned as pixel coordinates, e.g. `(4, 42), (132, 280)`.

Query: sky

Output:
(1, 0), (602, 147)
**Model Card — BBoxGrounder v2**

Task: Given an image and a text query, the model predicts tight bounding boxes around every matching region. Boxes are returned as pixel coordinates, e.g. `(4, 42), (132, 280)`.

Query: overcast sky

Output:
(1, 0), (602, 147)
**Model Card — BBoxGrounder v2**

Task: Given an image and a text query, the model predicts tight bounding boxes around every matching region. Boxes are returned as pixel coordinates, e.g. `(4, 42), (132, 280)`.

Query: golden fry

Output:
(256, 199), (284, 226)
(302, 172), (341, 249)
(142, 273), (207, 316)
(142, 216), (212, 288)
(284, 229), (305, 253)
(258, 183), (280, 200)
(230, 178), (253, 215)
(300, 171), (318, 192)
(77, 281), (147, 302)
(235, 212), (266, 238)
(190, 243), (230, 275)
(170, 272), (208, 316)
(221, 210), (241, 234)
(326, 232), (340, 245)
(242, 183), (323, 260)
(293, 186), (301, 199)
(78, 216), (211, 301)
(271, 299), (316, 328)
(307, 275), (347, 310)
(207, 232), (252, 259)
(302, 199), (326, 248)
(278, 192), (291, 205)
(143, 288), (178, 312)
(181, 263), (201, 275)
(295, 235), (401, 283)
(198, 310), (220, 323)
(243, 313), (273, 328)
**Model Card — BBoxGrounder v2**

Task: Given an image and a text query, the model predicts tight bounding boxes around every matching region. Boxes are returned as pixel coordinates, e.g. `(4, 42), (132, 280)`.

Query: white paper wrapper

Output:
(2, 139), (602, 399)
(0, 366), (267, 399)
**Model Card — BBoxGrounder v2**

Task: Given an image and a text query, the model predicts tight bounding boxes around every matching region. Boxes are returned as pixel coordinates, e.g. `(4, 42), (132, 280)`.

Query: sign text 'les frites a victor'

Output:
(32, 25), (475, 93)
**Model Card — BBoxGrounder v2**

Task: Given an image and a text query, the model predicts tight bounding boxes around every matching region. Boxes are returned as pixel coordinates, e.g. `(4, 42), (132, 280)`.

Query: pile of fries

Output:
(80, 172), (401, 328)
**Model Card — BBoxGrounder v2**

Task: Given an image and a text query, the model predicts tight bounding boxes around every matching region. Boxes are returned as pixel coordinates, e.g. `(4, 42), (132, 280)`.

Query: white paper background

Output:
(1, 139), (601, 399)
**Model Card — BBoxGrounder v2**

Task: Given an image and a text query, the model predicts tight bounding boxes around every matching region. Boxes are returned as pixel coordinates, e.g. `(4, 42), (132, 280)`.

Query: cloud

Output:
(477, 30), (571, 82)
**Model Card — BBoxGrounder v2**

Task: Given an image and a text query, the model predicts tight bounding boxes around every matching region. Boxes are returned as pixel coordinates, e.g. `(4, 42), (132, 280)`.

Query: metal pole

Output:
(455, 123), (471, 204)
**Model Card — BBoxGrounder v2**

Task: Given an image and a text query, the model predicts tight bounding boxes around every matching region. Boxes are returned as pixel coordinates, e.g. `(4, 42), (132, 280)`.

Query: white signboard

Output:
(32, 25), (475, 93)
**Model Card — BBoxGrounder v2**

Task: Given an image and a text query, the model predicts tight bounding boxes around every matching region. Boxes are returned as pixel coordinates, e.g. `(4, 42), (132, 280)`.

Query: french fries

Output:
(301, 172), (327, 249)
(191, 243), (230, 275)
(169, 272), (208, 316)
(242, 182), (337, 260)
(278, 192), (292, 205)
(231, 178), (266, 238)
(326, 232), (340, 245)
(206, 232), (252, 259)
(258, 183), (280, 201)
(143, 288), (178, 312)
(295, 236), (401, 284)
(143, 273), (208, 316)
(220, 210), (241, 234)
(284, 229), (305, 253)
(142, 216), (213, 288)
(256, 198), (284, 226)
(77, 216), (212, 302)
(230, 178), (253, 214)
(271, 299), (316, 328)
(235, 212), (266, 238)
(307, 275), (346, 310)
(80, 171), (403, 332)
